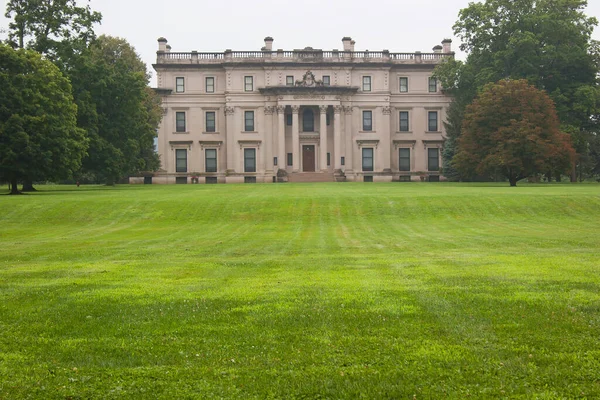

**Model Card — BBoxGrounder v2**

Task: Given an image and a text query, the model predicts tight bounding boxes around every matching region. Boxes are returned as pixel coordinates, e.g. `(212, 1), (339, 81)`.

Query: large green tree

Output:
(0, 44), (87, 194)
(454, 79), (575, 186)
(70, 35), (162, 185)
(436, 0), (599, 181)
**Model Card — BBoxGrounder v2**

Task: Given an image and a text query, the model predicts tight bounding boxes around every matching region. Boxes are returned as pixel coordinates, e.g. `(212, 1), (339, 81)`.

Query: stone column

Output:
(264, 106), (274, 175)
(334, 105), (342, 170)
(225, 106), (235, 173)
(319, 105), (328, 171)
(277, 106), (285, 171)
(292, 105), (300, 172)
(344, 106), (354, 175)
(381, 106), (392, 171)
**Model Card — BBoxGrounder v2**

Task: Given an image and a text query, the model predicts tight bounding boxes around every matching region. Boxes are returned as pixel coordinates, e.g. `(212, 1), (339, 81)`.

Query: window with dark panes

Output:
(244, 111), (254, 132)
(244, 76), (253, 91)
(362, 76), (371, 91)
(206, 77), (215, 93)
(176, 149), (187, 172)
(362, 148), (374, 171)
(362, 110), (372, 131)
(303, 109), (314, 132)
(176, 77), (185, 93)
(399, 148), (410, 171)
(244, 148), (256, 172)
(323, 75), (330, 86)
(399, 77), (408, 92)
(428, 77), (437, 92)
(286, 76), (294, 86)
(287, 153), (293, 166)
(205, 149), (217, 172)
(428, 148), (439, 171)
(176, 112), (186, 132)
(428, 111), (438, 132)
(286, 113), (292, 126)
(399, 111), (409, 132)
(205, 111), (216, 132)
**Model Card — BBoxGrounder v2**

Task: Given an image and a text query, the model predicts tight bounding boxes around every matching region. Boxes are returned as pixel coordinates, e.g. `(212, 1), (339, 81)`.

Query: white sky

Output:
(1, 0), (600, 86)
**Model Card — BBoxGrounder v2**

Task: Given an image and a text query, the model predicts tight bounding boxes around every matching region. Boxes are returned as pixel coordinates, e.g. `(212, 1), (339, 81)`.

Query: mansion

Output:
(142, 37), (453, 183)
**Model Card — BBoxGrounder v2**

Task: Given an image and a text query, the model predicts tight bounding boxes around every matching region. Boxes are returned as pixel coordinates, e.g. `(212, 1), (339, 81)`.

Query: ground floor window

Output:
(206, 177), (218, 184)
(244, 176), (256, 183)
(205, 149), (217, 172)
(428, 148), (439, 171)
(176, 149), (187, 172)
(362, 148), (374, 172)
(244, 148), (256, 172)
(399, 148), (410, 171)
(364, 175), (373, 182)
(287, 153), (293, 166)
(175, 177), (187, 184)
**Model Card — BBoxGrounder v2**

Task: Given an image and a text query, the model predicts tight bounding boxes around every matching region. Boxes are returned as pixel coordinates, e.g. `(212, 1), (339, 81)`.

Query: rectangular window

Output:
(323, 75), (330, 86)
(362, 110), (372, 131)
(327, 152), (331, 166)
(244, 111), (254, 132)
(176, 149), (187, 172)
(286, 113), (292, 126)
(244, 76), (253, 91)
(326, 113), (330, 126)
(273, 157), (278, 166)
(399, 111), (409, 132)
(428, 148), (440, 171)
(287, 153), (293, 166)
(175, 176), (187, 184)
(429, 77), (437, 93)
(286, 76), (294, 86)
(206, 77), (215, 93)
(341, 156), (345, 166)
(176, 112), (186, 132)
(362, 76), (371, 92)
(205, 149), (217, 172)
(428, 111), (438, 132)
(364, 175), (373, 182)
(362, 148), (374, 172)
(244, 148), (256, 172)
(176, 77), (185, 93)
(244, 176), (256, 183)
(206, 176), (218, 184)
(399, 77), (408, 93)
(399, 148), (410, 171)
(205, 111), (216, 132)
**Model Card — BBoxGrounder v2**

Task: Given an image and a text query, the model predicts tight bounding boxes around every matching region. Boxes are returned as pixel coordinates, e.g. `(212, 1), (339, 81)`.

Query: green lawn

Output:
(1, 183), (599, 399)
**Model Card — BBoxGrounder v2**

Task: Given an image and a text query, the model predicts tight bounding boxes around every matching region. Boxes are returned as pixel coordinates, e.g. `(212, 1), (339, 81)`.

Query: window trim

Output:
(399, 77), (408, 93)
(244, 76), (254, 92)
(175, 111), (186, 133)
(205, 148), (217, 173)
(362, 76), (372, 92)
(205, 111), (216, 133)
(176, 77), (185, 93)
(205, 76), (215, 93)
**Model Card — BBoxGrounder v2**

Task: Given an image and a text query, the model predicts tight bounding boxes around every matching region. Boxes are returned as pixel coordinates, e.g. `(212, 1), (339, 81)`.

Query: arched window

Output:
(303, 109), (314, 132)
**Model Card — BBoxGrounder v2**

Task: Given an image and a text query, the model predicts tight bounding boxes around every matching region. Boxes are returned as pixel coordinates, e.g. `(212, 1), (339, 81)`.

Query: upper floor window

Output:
(175, 112), (186, 132)
(399, 111), (409, 132)
(206, 77), (215, 93)
(362, 76), (371, 92)
(205, 149), (217, 172)
(428, 148), (440, 171)
(175, 149), (187, 172)
(362, 110), (372, 131)
(176, 77), (185, 93)
(286, 113), (292, 126)
(286, 76), (294, 86)
(244, 76), (253, 91)
(303, 109), (314, 132)
(206, 111), (216, 132)
(428, 111), (438, 132)
(244, 111), (255, 132)
(323, 75), (331, 86)
(399, 77), (408, 93)
(428, 77), (437, 93)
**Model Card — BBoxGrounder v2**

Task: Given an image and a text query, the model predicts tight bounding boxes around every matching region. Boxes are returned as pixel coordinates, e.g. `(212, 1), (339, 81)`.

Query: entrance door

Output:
(302, 145), (315, 172)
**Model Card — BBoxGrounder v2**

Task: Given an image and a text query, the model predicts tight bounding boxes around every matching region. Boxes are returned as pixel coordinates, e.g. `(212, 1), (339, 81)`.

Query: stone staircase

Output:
(288, 172), (336, 183)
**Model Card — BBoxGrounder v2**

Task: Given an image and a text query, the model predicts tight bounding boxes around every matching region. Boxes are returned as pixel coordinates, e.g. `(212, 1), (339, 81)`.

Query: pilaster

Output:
(292, 105), (300, 172)
(319, 106), (328, 172)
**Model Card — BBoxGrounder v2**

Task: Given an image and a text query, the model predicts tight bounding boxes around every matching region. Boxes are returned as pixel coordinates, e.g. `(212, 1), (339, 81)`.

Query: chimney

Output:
(442, 39), (452, 53)
(350, 40), (356, 52)
(342, 37), (352, 51)
(432, 45), (443, 54)
(264, 36), (274, 51)
(158, 37), (168, 52)
(166, 44), (172, 53)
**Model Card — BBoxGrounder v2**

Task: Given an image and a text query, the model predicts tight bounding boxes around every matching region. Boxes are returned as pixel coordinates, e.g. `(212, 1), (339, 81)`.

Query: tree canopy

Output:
(454, 79), (575, 186)
(0, 44), (87, 194)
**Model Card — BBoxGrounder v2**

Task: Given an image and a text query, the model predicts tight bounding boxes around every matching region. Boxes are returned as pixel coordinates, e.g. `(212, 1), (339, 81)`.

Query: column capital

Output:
(319, 105), (328, 113)
(334, 105), (342, 114)
(224, 106), (235, 116)
(343, 106), (353, 115)
(291, 105), (300, 113)
(382, 106), (392, 115)
(276, 105), (286, 114)
(264, 106), (275, 115)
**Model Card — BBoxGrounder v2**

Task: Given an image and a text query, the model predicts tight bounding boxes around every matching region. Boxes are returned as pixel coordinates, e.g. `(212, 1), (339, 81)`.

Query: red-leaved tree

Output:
(453, 79), (575, 186)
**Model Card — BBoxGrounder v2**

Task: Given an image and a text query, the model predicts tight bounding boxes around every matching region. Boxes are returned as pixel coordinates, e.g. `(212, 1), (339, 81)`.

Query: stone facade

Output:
(146, 37), (453, 184)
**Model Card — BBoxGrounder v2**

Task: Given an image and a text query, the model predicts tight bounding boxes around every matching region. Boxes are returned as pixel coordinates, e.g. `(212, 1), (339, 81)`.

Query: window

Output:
(428, 111), (438, 132)
(273, 157), (278, 166)
(362, 110), (372, 131)
(399, 111), (409, 132)
(176, 112), (186, 132)
(362, 148), (374, 171)
(327, 152), (331, 166)
(244, 76), (253, 91)
(206, 77), (215, 93)
(429, 77), (437, 93)
(363, 76), (371, 91)
(364, 175), (373, 182)
(323, 75), (330, 86)
(244, 176), (256, 183)
(175, 177), (187, 184)
(206, 111), (216, 132)
(429, 175), (440, 182)
(302, 109), (314, 132)
(428, 148), (439, 171)
(399, 77), (408, 93)
(244, 111), (254, 132)
(326, 113), (330, 126)
(399, 148), (410, 171)
(244, 148), (256, 172)
(286, 76), (294, 86)
(176, 149), (187, 172)
(206, 176), (218, 184)
(399, 175), (411, 182)
(341, 156), (345, 166)
(205, 149), (217, 172)
(286, 113), (292, 126)
(287, 153), (293, 166)
(176, 77), (185, 93)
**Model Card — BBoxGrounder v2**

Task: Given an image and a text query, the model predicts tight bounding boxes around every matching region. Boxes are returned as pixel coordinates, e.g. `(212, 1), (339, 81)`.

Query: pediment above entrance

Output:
(259, 86), (358, 98)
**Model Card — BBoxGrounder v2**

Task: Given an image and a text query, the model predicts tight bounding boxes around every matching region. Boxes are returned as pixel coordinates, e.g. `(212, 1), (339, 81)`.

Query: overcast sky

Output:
(1, 0), (600, 86)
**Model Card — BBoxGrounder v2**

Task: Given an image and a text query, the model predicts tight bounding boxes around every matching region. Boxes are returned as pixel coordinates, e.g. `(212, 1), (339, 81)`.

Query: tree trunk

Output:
(21, 180), (37, 192)
(10, 178), (20, 195)
(509, 176), (518, 186)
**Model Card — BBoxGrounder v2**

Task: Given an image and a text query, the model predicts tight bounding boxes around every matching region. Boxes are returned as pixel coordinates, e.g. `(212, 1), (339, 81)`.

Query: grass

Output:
(0, 182), (599, 399)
